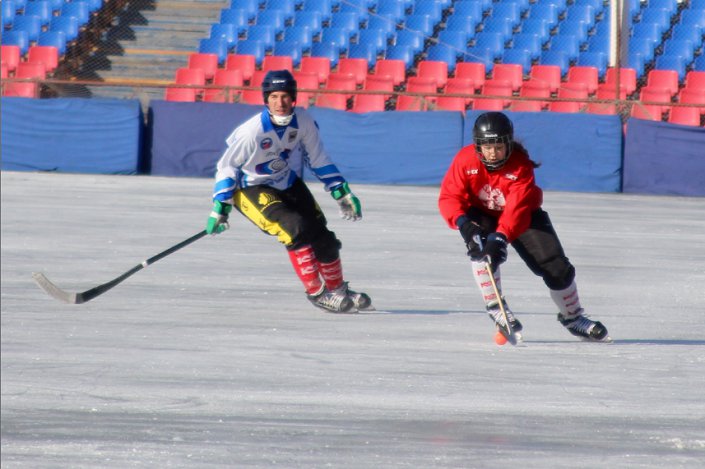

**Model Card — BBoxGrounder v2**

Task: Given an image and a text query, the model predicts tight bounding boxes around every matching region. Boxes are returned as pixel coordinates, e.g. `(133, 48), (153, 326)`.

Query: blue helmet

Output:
(262, 69), (297, 103)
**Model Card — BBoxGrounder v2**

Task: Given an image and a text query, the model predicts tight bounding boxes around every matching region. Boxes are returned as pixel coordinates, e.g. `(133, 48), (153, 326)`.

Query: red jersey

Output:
(438, 144), (543, 242)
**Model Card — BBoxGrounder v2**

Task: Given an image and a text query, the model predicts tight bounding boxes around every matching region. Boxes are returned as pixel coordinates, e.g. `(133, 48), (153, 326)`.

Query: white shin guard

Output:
(471, 260), (502, 307)
(550, 281), (583, 317)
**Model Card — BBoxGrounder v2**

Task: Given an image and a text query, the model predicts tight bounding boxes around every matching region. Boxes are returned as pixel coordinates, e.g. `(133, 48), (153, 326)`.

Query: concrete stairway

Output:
(76, 0), (228, 102)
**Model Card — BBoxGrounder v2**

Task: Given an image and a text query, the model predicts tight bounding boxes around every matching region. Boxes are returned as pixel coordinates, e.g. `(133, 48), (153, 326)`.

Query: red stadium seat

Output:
(586, 84), (624, 115)
(512, 79), (551, 111)
(473, 79), (513, 110)
(436, 95), (467, 111)
(188, 53), (219, 81)
(240, 70), (266, 104)
(363, 74), (394, 99)
(604, 67), (637, 95)
(667, 106), (701, 126)
(204, 69), (243, 103)
(27, 46), (59, 74)
(374, 59), (406, 86)
(225, 54), (256, 82)
(3, 62), (46, 98)
(325, 72), (357, 99)
(1, 45), (21, 74)
(396, 77), (437, 110)
(548, 82), (588, 113)
(685, 71), (705, 92)
(293, 71), (319, 108)
(646, 69), (679, 97)
(454, 62), (486, 90)
(566, 66), (599, 95)
(351, 93), (386, 112)
(165, 87), (197, 102)
(300, 56), (331, 85)
(175, 67), (206, 97)
(1, 62), (8, 79)
(631, 86), (672, 121)
(262, 55), (294, 73)
(529, 64), (561, 94)
(677, 88), (705, 115)
(444, 77), (476, 105)
(417, 60), (448, 89)
(338, 58), (369, 86)
(491, 63), (523, 92)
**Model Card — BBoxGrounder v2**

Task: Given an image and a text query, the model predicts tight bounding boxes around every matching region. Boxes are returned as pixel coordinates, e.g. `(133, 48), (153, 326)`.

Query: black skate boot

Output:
(487, 300), (523, 333)
(308, 287), (355, 313)
(487, 301), (523, 344)
(558, 309), (609, 341)
(338, 282), (373, 311)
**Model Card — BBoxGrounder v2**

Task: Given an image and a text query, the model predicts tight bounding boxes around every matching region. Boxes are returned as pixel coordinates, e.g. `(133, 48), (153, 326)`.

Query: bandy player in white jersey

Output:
(205, 70), (372, 314)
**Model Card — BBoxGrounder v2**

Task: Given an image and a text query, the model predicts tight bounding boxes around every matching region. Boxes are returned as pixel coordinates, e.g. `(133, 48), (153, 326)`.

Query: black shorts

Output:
(233, 178), (341, 261)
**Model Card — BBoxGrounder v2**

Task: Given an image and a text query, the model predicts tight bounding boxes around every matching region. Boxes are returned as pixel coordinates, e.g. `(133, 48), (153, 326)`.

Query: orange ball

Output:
(494, 331), (508, 345)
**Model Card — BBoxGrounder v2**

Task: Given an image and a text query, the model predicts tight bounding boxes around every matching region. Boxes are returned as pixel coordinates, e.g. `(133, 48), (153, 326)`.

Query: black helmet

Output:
(472, 112), (514, 170)
(262, 69), (297, 103)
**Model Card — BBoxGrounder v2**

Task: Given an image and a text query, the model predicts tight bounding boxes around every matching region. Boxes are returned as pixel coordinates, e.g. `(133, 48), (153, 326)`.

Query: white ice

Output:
(2, 171), (705, 468)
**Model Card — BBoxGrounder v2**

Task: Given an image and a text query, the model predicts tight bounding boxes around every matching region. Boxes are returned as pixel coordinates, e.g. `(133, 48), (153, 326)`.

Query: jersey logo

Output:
(258, 192), (280, 209)
(466, 169), (479, 175)
(288, 131), (297, 142)
(478, 184), (506, 211)
(260, 137), (273, 150)
(255, 158), (288, 175)
(504, 173), (518, 181)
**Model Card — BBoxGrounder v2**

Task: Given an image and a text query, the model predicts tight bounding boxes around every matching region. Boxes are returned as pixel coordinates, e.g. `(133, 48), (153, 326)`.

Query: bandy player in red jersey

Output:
(438, 112), (609, 342)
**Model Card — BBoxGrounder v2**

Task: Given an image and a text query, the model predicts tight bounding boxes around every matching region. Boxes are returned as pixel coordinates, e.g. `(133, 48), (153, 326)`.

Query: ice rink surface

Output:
(2, 171), (705, 468)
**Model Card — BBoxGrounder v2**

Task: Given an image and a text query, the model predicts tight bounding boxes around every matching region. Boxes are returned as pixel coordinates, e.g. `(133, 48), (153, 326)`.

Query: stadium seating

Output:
(27, 45), (59, 74)
(188, 53), (219, 81)
(262, 55), (294, 73)
(374, 59), (406, 87)
(1, 45), (21, 75)
(548, 82), (589, 113)
(566, 66), (599, 95)
(455, 62), (486, 90)
(300, 56), (331, 85)
(338, 58), (369, 86)
(203, 69), (243, 103)
(529, 65), (561, 94)
(417, 60), (448, 89)
(667, 106), (701, 126)
(293, 71), (319, 108)
(3, 62), (46, 98)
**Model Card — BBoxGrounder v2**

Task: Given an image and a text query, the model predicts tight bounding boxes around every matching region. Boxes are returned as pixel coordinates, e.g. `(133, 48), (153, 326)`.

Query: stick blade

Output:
(32, 272), (80, 304)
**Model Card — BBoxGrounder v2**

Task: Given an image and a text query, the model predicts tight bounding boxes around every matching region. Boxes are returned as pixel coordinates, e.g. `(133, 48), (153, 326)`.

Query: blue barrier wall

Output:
(1, 97), (142, 174)
(2, 97), (703, 196)
(623, 118), (705, 197)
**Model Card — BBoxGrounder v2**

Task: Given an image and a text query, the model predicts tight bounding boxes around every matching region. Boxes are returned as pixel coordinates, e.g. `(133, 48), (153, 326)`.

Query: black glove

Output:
(483, 232), (508, 267)
(457, 216), (483, 260)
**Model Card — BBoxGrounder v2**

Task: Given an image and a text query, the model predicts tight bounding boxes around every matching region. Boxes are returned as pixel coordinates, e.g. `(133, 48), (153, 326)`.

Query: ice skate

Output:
(487, 300), (523, 344)
(337, 282), (374, 311)
(558, 309), (610, 342)
(307, 287), (355, 313)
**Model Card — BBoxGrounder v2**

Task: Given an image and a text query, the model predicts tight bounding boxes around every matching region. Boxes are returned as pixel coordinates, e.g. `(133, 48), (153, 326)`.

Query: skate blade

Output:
(580, 335), (613, 343)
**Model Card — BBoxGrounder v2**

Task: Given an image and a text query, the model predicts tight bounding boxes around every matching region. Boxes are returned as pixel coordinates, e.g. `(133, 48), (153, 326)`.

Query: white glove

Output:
(330, 182), (362, 221)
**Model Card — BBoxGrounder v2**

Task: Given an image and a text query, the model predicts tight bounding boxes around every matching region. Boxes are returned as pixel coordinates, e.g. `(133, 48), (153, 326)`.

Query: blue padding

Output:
(1, 97), (141, 174)
(623, 118), (705, 197)
(149, 100), (263, 177)
(308, 108), (464, 185)
(464, 111), (623, 192)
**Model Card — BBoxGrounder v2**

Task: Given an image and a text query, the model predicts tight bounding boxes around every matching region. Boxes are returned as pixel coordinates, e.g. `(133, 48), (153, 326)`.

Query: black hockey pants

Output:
(232, 178), (341, 263)
(463, 207), (576, 290)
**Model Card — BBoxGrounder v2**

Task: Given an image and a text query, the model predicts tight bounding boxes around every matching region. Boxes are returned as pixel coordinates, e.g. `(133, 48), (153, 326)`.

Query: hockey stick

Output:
(32, 230), (208, 304)
(483, 257), (515, 340)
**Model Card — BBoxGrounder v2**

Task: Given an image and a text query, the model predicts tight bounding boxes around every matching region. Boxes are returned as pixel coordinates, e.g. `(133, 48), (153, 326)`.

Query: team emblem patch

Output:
(260, 137), (273, 150)
(258, 192), (279, 209)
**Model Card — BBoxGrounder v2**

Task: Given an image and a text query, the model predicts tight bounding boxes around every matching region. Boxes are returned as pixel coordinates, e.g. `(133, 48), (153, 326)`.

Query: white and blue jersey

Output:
(212, 107), (346, 202)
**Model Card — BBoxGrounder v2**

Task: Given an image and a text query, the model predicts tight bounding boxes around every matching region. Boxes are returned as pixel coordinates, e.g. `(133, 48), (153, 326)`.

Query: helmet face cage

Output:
(262, 70), (297, 104)
(473, 112), (514, 170)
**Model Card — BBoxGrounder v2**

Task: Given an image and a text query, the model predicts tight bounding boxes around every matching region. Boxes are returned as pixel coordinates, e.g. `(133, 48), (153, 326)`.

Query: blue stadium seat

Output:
(679, 9), (705, 30)
(631, 22), (663, 45)
(557, 18), (589, 43)
(586, 27), (609, 54)
(358, 28), (388, 55)
(284, 26), (313, 52)
(273, 41), (303, 67)
(348, 42), (379, 67)
(510, 33), (542, 59)
(549, 34), (581, 60)
(412, 0), (444, 23)
(628, 40), (656, 62)
(445, 15), (481, 37)
(472, 32), (506, 57)
(303, 0), (332, 22)
(490, 2), (521, 24)
(333, 11), (362, 31)
(519, 18), (550, 41)
(395, 29), (425, 53)
(2, 30), (30, 55)
(247, 25), (276, 51)
(230, 0), (259, 16)
(453, 1), (484, 19)
(220, 9), (252, 31)
(577, 51), (607, 78)
(662, 39), (695, 64)
(367, 14), (398, 39)
(404, 13), (435, 36)
(376, 0), (406, 22)
(465, 46), (496, 70)
(199, 38), (228, 64)
(528, 4), (559, 27)
(639, 8), (673, 34)
(256, 10), (287, 33)
(311, 41), (342, 68)
(670, 24), (704, 48)
(426, 44), (458, 73)
(483, 17), (515, 41)
(502, 48), (533, 74)
(24, 1), (53, 26)
(627, 52), (646, 79)
(565, 4), (595, 24)
(38, 30), (67, 56)
(61, 1), (90, 25)
(320, 27), (352, 53)
(49, 16), (79, 42)
(264, 0), (296, 18)
(437, 30), (469, 53)
(654, 54), (686, 81)
(384, 44), (415, 69)
(693, 54), (705, 72)
(540, 50), (570, 76)
(294, 11), (323, 35)
(11, 15), (42, 42)
(236, 39), (266, 66)
(338, 0), (369, 23)
(211, 23), (239, 48)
